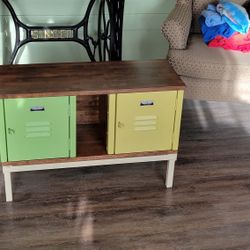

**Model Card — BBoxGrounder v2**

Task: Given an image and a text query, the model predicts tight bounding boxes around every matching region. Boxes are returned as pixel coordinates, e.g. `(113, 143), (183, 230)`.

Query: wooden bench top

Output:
(0, 60), (185, 98)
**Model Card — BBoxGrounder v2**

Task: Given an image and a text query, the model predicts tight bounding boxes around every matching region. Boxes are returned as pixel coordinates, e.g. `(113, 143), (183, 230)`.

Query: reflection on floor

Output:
(1, 100), (250, 249)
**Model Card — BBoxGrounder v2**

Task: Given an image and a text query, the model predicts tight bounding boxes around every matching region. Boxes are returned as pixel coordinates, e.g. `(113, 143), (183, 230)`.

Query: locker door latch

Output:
(30, 106), (45, 112)
(140, 100), (154, 106)
(8, 128), (15, 135)
(118, 122), (125, 128)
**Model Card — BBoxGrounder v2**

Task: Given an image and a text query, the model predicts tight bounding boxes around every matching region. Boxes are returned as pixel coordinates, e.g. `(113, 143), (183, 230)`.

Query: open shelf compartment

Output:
(76, 95), (108, 157)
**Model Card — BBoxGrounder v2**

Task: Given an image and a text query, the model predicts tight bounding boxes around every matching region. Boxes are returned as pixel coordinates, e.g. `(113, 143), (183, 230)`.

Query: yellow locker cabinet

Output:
(107, 91), (184, 154)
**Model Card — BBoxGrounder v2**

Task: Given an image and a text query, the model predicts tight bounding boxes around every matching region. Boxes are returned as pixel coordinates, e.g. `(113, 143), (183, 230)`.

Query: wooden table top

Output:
(0, 60), (185, 98)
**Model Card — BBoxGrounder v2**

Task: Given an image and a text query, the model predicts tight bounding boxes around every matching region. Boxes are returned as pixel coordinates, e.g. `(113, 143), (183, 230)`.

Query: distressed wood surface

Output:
(1, 100), (250, 249)
(77, 96), (100, 125)
(0, 60), (184, 98)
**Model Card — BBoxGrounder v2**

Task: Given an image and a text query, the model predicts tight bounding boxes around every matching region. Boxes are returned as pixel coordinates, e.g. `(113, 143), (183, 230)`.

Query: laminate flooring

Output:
(1, 100), (250, 250)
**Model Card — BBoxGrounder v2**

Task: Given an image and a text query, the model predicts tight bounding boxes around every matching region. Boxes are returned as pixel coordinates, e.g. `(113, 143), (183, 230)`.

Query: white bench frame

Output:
(2, 153), (177, 202)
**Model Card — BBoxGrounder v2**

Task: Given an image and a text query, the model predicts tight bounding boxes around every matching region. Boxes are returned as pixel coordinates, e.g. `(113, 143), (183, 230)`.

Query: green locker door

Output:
(4, 97), (70, 161)
(115, 91), (177, 154)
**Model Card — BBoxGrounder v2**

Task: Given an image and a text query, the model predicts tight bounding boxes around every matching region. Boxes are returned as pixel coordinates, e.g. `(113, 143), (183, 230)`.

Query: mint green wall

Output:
(0, 0), (175, 64)
(122, 0), (175, 60)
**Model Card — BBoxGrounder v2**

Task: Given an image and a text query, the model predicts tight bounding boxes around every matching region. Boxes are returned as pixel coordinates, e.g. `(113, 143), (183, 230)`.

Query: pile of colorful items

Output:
(200, 0), (250, 52)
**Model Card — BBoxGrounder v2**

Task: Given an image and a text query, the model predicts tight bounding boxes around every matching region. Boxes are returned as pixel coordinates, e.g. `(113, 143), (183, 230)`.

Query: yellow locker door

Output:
(115, 91), (177, 154)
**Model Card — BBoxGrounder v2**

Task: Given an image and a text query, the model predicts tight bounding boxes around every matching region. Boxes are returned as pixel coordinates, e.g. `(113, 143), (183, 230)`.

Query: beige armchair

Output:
(162, 0), (250, 103)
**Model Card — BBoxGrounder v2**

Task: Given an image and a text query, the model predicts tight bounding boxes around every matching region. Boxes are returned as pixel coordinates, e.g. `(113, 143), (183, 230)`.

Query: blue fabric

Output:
(201, 4), (225, 27)
(199, 16), (236, 43)
(207, 4), (217, 12)
(217, 0), (250, 34)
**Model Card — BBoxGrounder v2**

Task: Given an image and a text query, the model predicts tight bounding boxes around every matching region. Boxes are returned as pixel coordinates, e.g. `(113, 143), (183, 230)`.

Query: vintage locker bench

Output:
(0, 60), (185, 202)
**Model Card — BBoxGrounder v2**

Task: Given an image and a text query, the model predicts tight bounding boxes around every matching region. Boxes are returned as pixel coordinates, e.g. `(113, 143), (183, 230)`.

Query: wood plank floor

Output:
(1, 100), (250, 250)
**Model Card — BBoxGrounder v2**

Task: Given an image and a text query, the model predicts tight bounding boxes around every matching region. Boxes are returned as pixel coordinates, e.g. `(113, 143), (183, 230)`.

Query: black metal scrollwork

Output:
(2, 0), (124, 64)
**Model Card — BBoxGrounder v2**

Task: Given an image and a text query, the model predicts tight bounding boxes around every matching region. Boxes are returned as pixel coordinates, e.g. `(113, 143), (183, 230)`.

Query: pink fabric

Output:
(208, 29), (250, 52)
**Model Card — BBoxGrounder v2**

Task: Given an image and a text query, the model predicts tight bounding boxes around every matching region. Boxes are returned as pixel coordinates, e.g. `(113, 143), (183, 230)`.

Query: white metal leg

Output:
(2, 153), (177, 201)
(165, 158), (176, 188)
(3, 167), (13, 202)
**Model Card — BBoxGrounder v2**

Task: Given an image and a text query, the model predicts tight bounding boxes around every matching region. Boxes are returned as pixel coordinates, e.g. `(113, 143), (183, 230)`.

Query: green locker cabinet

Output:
(2, 96), (76, 162)
(108, 91), (180, 154)
(0, 99), (7, 162)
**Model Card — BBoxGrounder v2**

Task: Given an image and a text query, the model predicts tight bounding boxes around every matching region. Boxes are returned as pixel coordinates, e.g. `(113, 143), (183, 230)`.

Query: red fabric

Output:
(208, 29), (250, 52)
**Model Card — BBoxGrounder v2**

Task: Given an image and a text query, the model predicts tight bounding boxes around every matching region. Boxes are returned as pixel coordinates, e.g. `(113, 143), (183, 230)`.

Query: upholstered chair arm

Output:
(161, 0), (192, 49)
